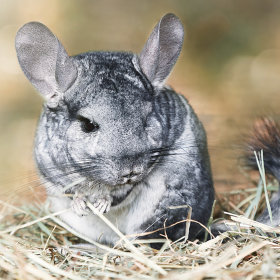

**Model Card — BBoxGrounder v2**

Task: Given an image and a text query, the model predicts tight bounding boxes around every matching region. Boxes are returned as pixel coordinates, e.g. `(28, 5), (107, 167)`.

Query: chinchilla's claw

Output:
(92, 197), (111, 214)
(71, 194), (90, 217)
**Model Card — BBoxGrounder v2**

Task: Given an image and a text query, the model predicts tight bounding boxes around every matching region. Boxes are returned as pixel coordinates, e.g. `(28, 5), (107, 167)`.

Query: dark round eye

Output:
(77, 116), (99, 133)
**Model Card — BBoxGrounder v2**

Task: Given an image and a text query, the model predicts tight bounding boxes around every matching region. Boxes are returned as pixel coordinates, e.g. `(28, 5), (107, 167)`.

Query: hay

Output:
(1, 166), (280, 278)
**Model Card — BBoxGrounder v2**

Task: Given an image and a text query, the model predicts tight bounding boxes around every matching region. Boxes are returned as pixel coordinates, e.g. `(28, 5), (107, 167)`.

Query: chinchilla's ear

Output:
(15, 22), (77, 108)
(139, 13), (184, 86)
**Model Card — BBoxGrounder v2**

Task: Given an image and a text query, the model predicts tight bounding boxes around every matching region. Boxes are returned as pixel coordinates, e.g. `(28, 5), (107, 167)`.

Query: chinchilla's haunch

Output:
(15, 14), (214, 247)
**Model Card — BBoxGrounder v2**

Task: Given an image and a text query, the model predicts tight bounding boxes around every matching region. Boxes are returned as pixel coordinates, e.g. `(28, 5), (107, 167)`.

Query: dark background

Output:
(1, 0), (280, 201)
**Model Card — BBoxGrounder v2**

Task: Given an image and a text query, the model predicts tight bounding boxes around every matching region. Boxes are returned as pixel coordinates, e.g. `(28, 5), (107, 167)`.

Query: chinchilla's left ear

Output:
(138, 13), (184, 86)
(15, 22), (78, 108)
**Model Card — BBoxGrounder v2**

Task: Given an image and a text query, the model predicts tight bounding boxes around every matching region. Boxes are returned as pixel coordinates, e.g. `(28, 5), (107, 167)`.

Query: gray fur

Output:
(16, 14), (214, 247)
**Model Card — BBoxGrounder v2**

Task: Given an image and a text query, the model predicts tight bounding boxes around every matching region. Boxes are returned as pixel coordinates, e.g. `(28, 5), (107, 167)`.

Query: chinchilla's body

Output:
(16, 14), (214, 246)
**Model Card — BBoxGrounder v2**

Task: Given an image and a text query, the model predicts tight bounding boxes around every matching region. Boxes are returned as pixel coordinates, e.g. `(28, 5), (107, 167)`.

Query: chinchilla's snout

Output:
(116, 166), (144, 185)
(95, 155), (149, 186)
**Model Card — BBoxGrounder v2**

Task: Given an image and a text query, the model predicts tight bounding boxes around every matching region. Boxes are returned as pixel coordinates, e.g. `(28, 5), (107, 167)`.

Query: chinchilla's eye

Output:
(77, 115), (99, 133)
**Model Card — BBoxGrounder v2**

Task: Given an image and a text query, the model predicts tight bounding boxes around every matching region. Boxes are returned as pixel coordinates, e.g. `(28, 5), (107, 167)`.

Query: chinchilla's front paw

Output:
(71, 192), (90, 217)
(89, 195), (112, 214)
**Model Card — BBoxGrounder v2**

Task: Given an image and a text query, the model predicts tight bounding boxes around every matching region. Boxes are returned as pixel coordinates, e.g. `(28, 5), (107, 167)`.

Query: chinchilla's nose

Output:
(118, 167), (143, 184)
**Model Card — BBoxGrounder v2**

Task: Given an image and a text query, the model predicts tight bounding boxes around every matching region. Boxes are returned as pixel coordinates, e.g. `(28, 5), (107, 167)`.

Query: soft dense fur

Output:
(15, 14), (214, 247)
(245, 117), (280, 227)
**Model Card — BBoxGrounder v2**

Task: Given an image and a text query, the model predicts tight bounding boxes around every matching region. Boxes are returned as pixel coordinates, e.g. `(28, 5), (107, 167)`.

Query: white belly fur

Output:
(49, 170), (167, 245)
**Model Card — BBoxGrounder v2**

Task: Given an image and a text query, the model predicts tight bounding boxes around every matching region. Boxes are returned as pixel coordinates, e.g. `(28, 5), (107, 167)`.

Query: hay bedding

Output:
(1, 162), (280, 279)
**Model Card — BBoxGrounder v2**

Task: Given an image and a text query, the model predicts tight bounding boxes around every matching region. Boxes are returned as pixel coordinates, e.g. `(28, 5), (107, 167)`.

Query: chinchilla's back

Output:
(15, 14), (214, 247)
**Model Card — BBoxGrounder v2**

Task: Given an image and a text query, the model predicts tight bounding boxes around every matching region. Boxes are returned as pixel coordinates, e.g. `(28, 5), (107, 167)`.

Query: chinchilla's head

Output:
(15, 14), (184, 189)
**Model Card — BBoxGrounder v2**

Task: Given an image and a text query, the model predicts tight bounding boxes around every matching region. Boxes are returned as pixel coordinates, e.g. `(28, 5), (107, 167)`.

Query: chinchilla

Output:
(15, 14), (214, 247)
(245, 117), (280, 227)
(209, 117), (280, 236)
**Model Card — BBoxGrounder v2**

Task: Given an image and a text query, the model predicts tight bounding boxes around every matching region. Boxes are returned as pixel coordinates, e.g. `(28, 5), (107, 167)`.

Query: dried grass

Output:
(1, 161), (280, 279)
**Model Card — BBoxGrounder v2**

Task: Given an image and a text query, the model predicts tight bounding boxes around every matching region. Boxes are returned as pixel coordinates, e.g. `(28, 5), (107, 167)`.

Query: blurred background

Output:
(1, 0), (280, 202)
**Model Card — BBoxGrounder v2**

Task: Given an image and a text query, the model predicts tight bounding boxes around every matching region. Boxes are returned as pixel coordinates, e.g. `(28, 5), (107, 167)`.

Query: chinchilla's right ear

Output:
(15, 22), (77, 108)
(139, 13), (184, 87)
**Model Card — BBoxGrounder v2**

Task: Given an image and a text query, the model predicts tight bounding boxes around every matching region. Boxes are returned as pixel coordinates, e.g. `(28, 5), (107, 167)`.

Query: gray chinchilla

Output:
(15, 14), (214, 247)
